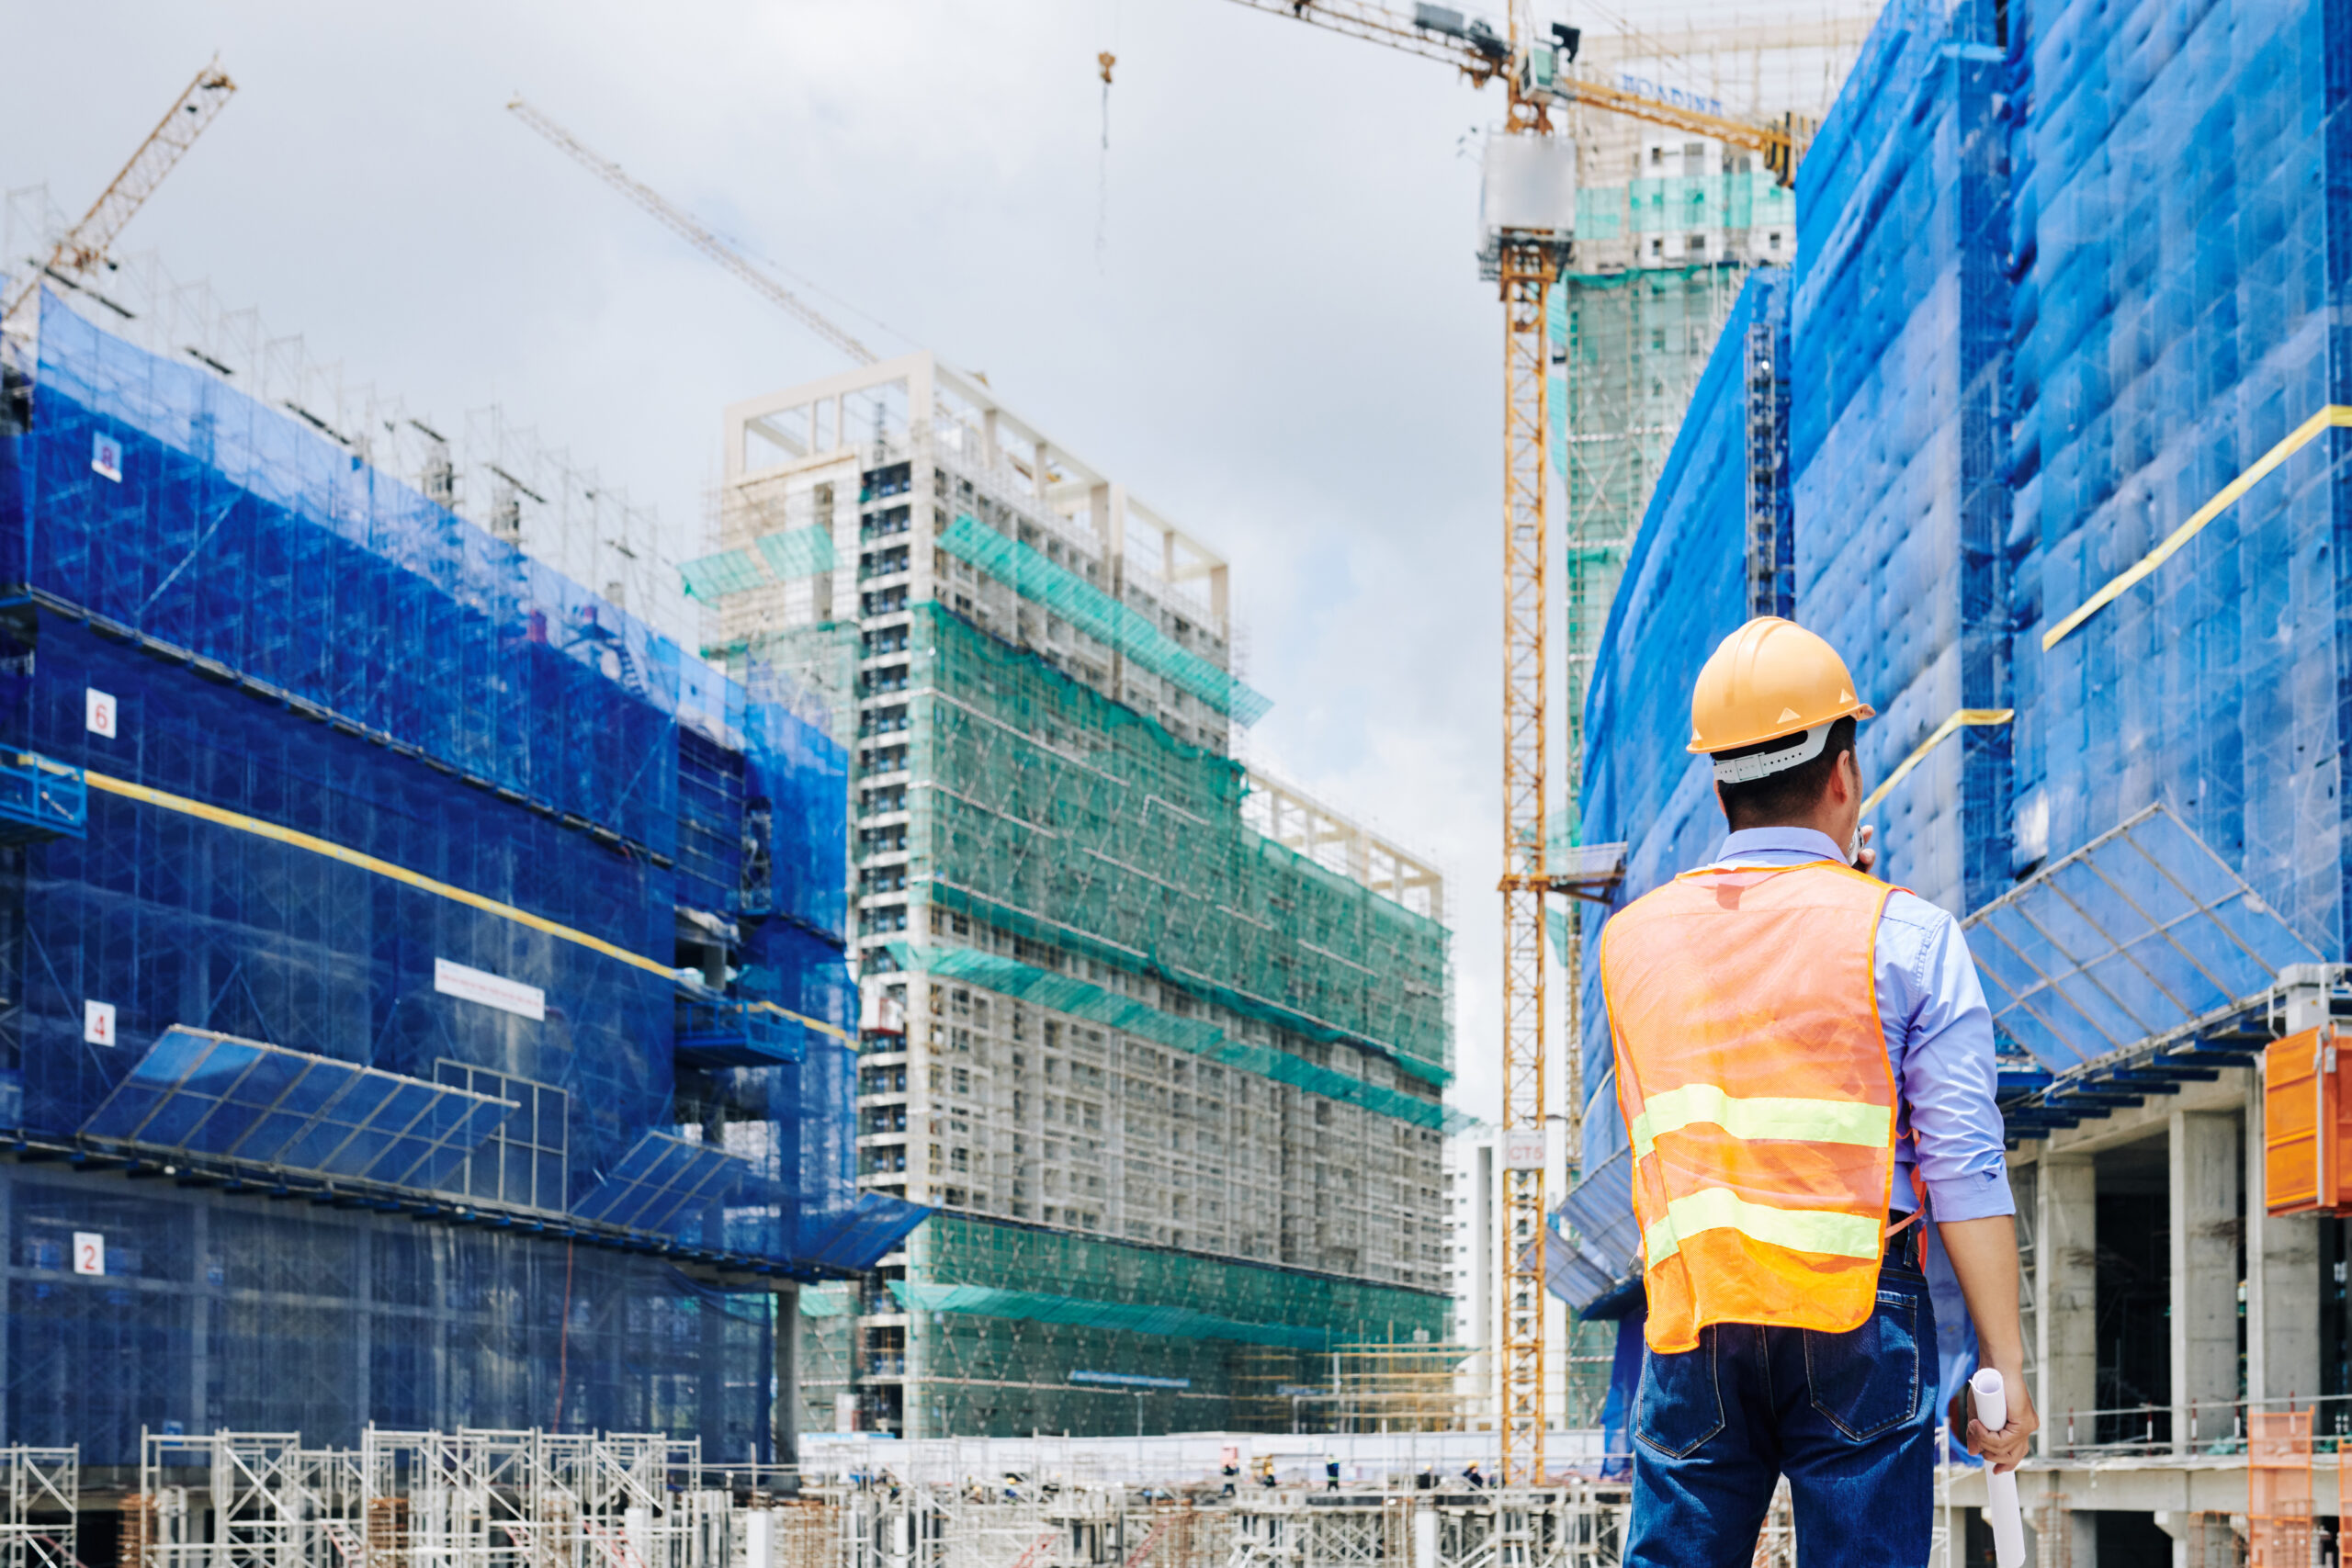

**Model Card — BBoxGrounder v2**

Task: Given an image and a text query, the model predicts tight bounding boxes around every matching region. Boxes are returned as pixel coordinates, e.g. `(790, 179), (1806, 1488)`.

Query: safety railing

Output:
(2030, 1392), (2352, 1461)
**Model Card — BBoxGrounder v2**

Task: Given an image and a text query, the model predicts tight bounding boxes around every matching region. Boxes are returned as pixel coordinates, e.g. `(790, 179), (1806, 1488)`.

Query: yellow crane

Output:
(2, 57), (239, 326)
(1214, 0), (1815, 1485)
(508, 96), (880, 367)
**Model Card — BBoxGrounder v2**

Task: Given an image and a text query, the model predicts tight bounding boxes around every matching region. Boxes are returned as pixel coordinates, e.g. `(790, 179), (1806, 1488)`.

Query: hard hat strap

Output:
(1713, 723), (1833, 784)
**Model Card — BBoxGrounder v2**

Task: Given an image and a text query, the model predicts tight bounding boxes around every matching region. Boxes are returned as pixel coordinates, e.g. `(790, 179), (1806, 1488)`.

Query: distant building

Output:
(690, 355), (1456, 1436)
(1444, 1126), (1495, 1350)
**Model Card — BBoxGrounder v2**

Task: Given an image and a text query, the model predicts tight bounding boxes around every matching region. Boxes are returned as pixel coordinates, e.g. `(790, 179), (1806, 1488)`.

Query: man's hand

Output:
(1853, 822), (1877, 874)
(1946, 1367), (2039, 1473)
(1937, 1215), (2035, 1472)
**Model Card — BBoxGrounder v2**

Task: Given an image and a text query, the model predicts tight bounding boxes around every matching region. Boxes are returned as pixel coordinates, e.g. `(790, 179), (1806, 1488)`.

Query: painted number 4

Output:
(84, 999), (114, 1046)
(72, 1232), (103, 1277)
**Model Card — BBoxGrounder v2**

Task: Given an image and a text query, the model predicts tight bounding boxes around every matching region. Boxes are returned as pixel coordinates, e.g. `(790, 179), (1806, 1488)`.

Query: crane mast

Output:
(1216, 0), (1817, 1488)
(1492, 0), (1555, 1491)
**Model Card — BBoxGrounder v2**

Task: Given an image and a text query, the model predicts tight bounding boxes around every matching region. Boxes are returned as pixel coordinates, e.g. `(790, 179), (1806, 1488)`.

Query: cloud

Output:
(3, 0), (1578, 1126)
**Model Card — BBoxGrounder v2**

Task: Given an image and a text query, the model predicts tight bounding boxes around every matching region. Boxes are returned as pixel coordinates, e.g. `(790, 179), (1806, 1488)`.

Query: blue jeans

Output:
(1628, 1253), (1936, 1567)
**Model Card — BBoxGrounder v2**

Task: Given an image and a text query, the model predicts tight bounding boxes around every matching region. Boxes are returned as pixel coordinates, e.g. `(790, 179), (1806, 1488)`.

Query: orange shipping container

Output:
(2266, 1025), (2344, 1215)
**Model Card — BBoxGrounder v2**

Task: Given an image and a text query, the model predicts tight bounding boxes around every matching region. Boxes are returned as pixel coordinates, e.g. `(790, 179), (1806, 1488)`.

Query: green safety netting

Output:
(888, 942), (1464, 1132)
(681, 527), (837, 604)
(935, 515), (1272, 727)
(904, 933), (1414, 1104)
(680, 548), (766, 602)
(757, 526), (836, 581)
(904, 604), (1451, 1084)
(798, 1282), (855, 1316)
(881, 1215), (1450, 1436)
(891, 1280), (1326, 1350)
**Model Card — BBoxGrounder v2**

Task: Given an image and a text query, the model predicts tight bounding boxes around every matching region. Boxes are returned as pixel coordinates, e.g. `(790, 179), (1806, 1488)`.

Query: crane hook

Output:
(1098, 50), (1116, 85)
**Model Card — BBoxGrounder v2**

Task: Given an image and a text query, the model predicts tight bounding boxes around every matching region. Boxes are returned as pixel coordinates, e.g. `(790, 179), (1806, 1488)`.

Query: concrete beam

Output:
(1947, 1455), (2338, 1517)
(2014, 1069), (2253, 1164)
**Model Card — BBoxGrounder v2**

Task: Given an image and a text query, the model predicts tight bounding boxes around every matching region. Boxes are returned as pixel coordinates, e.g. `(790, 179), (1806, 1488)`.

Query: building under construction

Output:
(0, 280), (921, 1467)
(1559, 0), (2352, 1557)
(684, 355), (1458, 1438)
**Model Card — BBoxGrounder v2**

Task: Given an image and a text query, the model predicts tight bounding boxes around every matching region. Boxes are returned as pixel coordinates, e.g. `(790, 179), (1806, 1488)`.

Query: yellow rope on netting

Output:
(80, 768), (852, 1043)
(2042, 404), (2352, 651)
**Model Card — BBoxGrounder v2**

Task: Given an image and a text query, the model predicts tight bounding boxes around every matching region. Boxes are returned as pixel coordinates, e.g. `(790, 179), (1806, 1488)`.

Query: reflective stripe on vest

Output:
(1628, 1084), (1893, 1163)
(1642, 1188), (1885, 1268)
(1600, 858), (1898, 1354)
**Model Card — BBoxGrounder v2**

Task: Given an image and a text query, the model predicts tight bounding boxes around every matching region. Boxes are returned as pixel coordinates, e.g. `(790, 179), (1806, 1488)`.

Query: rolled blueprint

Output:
(1969, 1368), (2026, 1568)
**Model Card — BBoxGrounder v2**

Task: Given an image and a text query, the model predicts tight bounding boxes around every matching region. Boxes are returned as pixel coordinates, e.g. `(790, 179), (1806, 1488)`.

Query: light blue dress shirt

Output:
(1652, 826), (2015, 1223)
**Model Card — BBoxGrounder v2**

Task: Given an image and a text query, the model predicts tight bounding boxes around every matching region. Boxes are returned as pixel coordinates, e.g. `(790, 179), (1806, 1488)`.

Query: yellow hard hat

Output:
(1687, 616), (1874, 760)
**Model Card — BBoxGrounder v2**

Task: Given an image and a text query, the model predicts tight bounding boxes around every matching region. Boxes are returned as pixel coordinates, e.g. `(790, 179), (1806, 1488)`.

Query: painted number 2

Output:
(72, 1232), (103, 1277)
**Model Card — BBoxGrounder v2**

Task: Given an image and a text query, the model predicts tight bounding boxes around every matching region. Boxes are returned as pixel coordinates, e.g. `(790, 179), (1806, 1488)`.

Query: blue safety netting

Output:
(1561, 0), (2352, 1439)
(1967, 804), (2322, 1071)
(1586, 0), (2352, 1057)
(81, 1027), (515, 1188)
(1573, 268), (1792, 1182)
(19, 294), (847, 942)
(1791, 0), (2013, 919)
(0, 1160), (787, 1462)
(0, 289), (922, 1456)
(1788, 0), (2348, 948)
(2003, 0), (2348, 955)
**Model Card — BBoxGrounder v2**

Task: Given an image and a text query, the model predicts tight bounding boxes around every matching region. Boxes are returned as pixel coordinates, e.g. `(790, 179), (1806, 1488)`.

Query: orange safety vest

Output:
(1598, 858), (1899, 1354)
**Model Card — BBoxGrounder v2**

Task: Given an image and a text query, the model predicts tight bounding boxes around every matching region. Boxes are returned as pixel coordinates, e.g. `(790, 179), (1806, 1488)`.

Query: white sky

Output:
(3, 1), (1857, 1133)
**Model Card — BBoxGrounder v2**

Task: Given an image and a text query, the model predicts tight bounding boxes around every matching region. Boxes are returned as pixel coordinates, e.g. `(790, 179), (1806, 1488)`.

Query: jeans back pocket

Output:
(1634, 1329), (1726, 1459)
(1803, 1287), (1920, 1441)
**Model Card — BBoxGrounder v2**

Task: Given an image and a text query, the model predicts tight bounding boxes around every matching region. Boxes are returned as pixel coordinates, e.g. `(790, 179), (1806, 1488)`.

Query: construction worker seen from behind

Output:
(1598, 617), (2034, 1567)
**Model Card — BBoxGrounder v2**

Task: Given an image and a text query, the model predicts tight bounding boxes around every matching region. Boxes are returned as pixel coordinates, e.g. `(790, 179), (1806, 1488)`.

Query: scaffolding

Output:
(97, 1429), (1660, 1568)
(0, 287), (915, 1458)
(1225, 1489), (1619, 1568)
(1562, 0), (2352, 1529)
(0, 1449), (75, 1568)
(899, 603), (1448, 1081)
(695, 355), (1453, 1438)
(877, 1219), (1449, 1438)
(0, 190), (691, 647)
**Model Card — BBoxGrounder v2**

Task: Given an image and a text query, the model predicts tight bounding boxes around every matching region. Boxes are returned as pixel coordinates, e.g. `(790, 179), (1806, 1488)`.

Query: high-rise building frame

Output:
(692, 355), (1456, 1438)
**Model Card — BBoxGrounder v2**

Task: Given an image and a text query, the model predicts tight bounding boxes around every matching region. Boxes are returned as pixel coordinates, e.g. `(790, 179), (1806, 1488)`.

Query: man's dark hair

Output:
(1715, 715), (1857, 829)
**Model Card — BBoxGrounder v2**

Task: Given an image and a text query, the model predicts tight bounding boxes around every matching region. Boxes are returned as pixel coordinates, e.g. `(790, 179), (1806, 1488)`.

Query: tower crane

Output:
(1212, 0), (1819, 1485)
(2, 58), (239, 327)
(508, 97), (880, 367)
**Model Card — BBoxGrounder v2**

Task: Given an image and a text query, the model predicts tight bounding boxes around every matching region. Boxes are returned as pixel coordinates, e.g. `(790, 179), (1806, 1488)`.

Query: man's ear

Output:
(1836, 749), (1861, 802)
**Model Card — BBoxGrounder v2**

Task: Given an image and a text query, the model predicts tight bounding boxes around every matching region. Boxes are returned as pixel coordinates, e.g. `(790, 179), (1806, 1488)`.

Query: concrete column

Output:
(2035, 1156), (2098, 1457)
(776, 1282), (802, 1470)
(2169, 1111), (2241, 1452)
(2245, 1081), (2321, 1416)
(2153, 1510), (2191, 1568)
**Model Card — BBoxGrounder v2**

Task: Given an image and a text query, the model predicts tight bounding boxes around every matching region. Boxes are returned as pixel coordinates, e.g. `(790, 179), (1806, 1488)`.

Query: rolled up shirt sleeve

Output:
(1894, 896), (2015, 1221)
